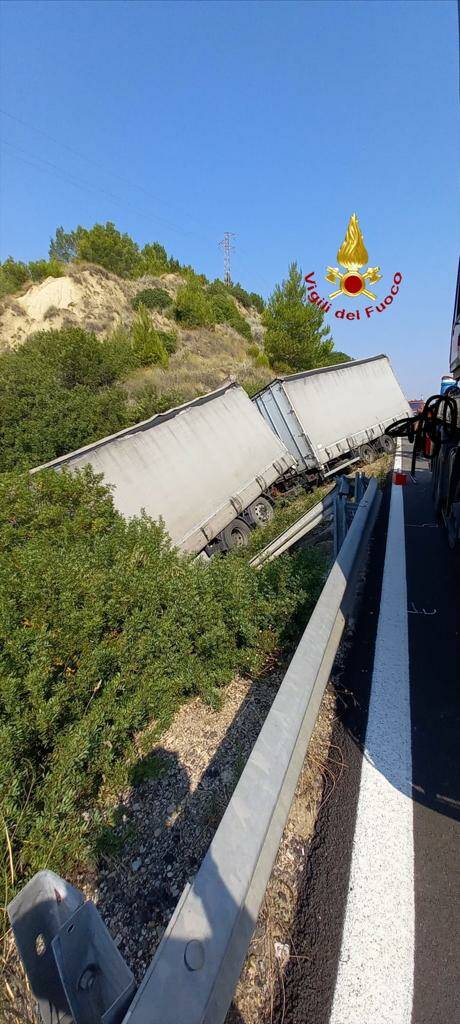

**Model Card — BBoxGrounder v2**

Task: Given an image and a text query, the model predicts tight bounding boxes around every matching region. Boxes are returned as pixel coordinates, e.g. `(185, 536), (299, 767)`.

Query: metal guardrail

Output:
(8, 476), (381, 1024)
(249, 491), (335, 568)
(251, 472), (369, 569)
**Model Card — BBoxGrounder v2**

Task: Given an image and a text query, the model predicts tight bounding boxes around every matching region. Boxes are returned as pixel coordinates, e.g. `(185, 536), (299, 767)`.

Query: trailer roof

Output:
(31, 381), (240, 473)
(251, 354), (389, 398)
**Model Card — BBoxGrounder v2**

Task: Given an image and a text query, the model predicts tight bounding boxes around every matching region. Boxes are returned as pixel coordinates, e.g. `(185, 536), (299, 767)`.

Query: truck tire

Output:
(360, 443), (375, 464)
(379, 435), (396, 454)
(221, 519), (251, 551)
(246, 497), (274, 527)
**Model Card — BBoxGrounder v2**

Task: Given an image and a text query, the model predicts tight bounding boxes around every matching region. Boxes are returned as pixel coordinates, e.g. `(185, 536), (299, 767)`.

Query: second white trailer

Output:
(253, 355), (410, 483)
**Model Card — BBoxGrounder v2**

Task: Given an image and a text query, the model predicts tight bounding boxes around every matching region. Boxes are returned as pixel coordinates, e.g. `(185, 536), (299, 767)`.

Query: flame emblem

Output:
(326, 214), (382, 300)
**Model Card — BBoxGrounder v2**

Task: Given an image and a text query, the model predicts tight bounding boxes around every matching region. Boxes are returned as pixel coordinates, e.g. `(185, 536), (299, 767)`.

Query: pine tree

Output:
(263, 262), (350, 372)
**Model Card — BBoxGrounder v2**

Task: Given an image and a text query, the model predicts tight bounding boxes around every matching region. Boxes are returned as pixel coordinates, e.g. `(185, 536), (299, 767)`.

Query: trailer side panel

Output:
(32, 385), (295, 554)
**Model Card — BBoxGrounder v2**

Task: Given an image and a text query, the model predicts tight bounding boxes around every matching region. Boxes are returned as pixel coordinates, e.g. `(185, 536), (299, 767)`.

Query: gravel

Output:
(81, 669), (284, 982)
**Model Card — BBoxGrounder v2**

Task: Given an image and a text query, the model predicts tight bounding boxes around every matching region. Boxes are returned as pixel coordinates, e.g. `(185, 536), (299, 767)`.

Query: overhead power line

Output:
(0, 109), (273, 295)
(0, 107), (215, 240)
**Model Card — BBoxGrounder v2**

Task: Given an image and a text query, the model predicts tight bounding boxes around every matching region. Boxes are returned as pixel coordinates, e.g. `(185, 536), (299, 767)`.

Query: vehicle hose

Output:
(385, 394), (458, 476)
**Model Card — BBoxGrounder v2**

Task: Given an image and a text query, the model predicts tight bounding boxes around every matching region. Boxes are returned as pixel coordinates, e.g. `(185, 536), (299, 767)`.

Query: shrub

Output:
(178, 266), (209, 287)
(28, 258), (64, 282)
(207, 287), (252, 341)
(158, 329), (178, 355)
(134, 242), (180, 277)
(0, 327), (136, 471)
(174, 282), (215, 328)
(0, 256), (30, 297)
(241, 377), (271, 398)
(132, 384), (189, 420)
(213, 299), (249, 338)
(254, 352), (269, 367)
(131, 305), (168, 367)
(131, 287), (172, 312)
(272, 361), (293, 375)
(224, 282), (265, 312)
(248, 291), (265, 313)
(0, 469), (325, 899)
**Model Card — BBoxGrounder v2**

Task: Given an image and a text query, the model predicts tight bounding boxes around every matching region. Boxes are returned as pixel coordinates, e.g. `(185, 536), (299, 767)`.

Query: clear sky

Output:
(0, 0), (458, 397)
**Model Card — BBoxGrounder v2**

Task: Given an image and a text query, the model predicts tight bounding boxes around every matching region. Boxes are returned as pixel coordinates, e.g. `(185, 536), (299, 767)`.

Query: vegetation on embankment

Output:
(0, 468), (326, 910)
(0, 223), (348, 921)
(0, 324), (189, 472)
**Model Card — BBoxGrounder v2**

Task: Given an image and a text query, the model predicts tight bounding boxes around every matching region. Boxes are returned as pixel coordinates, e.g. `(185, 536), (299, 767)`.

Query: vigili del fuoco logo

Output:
(305, 213), (402, 321)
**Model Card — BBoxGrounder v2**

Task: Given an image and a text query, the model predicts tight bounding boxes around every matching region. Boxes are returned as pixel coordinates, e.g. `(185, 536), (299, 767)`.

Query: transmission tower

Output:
(219, 232), (235, 286)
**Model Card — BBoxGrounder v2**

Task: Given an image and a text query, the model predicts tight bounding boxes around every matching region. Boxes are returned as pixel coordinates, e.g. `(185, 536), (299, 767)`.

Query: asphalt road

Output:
(278, 445), (460, 1024)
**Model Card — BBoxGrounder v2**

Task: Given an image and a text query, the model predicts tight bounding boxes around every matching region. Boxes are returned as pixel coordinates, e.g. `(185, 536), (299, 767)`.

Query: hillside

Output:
(0, 262), (271, 404)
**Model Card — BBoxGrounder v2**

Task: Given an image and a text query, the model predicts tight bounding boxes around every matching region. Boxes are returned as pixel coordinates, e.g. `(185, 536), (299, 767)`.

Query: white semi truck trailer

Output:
(33, 354), (410, 554)
(253, 354), (410, 487)
(32, 383), (295, 554)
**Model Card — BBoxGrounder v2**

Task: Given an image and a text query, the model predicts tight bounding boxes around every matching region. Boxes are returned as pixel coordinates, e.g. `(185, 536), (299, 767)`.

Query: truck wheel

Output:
(247, 497), (274, 527)
(379, 435), (396, 454)
(221, 519), (251, 550)
(360, 444), (375, 464)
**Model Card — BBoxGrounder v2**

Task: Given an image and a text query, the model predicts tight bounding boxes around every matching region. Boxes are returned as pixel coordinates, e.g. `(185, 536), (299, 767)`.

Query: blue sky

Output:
(0, 0), (458, 396)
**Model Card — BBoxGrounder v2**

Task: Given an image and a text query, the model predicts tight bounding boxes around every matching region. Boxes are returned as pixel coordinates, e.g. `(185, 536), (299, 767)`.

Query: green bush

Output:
(226, 282), (265, 313)
(178, 266), (209, 287)
(131, 287), (172, 312)
(0, 256), (31, 298)
(75, 222), (140, 278)
(248, 291), (265, 313)
(0, 327), (138, 472)
(247, 344), (269, 366)
(132, 385), (189, 420)
(254, 351), (269, 367)
(28, 259), (64, 282)
(241, 377), (271, 399)
(158, 329), (178, 355)
(134, 242), (181, 277)
(0, 470), (325, 898)
(207, 286), (252, 341)
(131, 305), (168, 367)
(174, 282), (215, 328)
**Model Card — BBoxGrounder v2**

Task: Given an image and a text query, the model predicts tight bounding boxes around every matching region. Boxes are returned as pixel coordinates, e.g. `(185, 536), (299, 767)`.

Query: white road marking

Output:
(330, 451), (414, 1023)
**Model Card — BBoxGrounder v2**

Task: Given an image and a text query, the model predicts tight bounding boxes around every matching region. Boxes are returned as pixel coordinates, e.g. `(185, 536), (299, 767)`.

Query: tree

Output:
(49, 226), (79, 263)
(325, 351), (352, 365)
(135, 242), (171, 277)
(75, 222), (140, 278)
(263, 262), (350, 372)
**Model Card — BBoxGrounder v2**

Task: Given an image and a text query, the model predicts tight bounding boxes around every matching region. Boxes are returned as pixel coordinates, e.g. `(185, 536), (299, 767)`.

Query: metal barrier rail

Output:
(249, 490), (334, 568)
(8, 477), (381, 1024)
(250, 473), (369, 569)
(122, 476), (381, 1024)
